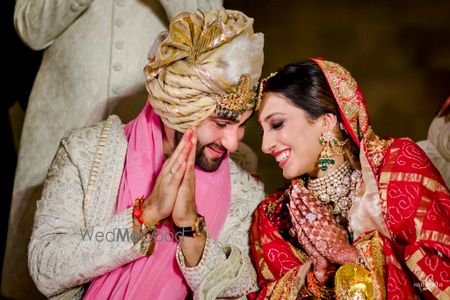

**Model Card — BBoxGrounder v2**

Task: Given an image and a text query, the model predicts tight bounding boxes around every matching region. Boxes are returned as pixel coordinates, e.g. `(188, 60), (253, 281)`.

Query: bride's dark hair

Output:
(264, 60), (361, 170)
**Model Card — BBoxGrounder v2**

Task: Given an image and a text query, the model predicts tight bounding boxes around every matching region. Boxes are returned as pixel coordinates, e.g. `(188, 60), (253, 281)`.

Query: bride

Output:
(250, 58), (449, 299)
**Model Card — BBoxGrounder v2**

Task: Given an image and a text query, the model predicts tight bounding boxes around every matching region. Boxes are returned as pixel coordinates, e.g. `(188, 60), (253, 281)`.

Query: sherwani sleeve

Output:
(28, 136), (141, 297)
(159, 0), (223, 20)
(176, 169), (265, 299)
(14, 0), (95, 50)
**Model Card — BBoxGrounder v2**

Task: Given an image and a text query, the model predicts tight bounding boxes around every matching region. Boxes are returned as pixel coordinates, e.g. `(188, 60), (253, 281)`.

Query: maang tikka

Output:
(318, 130), (347, 171)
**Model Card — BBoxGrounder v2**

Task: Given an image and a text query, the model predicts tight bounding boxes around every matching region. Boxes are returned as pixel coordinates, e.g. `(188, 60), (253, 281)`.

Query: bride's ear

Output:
(320, 113), (338, 131)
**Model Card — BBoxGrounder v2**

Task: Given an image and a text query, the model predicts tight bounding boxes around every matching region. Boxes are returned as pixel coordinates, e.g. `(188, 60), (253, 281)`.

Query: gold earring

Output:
(318, 130), (346, 171)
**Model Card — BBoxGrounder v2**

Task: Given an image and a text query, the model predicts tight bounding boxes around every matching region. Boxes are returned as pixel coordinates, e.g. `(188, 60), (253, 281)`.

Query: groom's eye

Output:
(215, 121), (228, 128)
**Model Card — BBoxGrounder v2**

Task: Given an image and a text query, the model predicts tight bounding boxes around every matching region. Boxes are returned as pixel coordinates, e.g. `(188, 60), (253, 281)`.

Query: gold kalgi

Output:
(214, 74), (257, 120)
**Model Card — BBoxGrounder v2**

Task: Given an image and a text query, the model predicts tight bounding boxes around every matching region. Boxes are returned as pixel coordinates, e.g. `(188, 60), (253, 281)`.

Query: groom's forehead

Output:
(209, 110), (253, 124)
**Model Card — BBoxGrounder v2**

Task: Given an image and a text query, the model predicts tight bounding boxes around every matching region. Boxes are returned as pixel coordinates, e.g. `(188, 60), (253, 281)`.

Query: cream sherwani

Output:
(28, 116), (264, 299)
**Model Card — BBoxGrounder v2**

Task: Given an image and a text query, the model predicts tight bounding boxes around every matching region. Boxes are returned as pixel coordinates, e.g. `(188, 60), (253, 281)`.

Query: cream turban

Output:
(144, 9), (264, 131)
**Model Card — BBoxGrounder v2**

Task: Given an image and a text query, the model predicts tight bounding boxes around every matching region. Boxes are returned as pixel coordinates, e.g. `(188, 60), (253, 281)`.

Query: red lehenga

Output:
(250, 59), (450, 299)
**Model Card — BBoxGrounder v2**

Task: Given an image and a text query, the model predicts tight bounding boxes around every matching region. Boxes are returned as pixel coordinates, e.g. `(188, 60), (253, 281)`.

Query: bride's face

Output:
(258, 92), (324, 179)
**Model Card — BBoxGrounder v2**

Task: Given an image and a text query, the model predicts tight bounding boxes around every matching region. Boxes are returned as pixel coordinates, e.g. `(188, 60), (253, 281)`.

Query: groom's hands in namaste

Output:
(172, 127), (198, 228)
(134, 127), (205, 266)
(172, 128), (207, 267)
(140, 128), (194, 227)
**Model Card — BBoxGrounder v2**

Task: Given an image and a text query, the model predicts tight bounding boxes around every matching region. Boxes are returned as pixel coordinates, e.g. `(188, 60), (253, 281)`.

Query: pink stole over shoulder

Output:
(84, 102), (231, 299)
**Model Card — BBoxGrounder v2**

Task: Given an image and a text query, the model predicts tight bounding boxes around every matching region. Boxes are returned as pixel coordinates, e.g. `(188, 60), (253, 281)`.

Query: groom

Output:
(28, 8), (265, 299)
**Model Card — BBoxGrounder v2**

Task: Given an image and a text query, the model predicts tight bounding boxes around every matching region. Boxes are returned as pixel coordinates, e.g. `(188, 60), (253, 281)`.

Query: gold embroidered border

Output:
(365, 135), (393, 175)
(381, 172), (448, 195)
(313, 59), (370, 144)
(259, 258), (275, 282)
(405, 248), (446, 297)
(379, 168), (448, 241)
(355, 231), (387, 299)
(414, 193), (432, 238)
(420, 230), (450, 246)
(271, 268), (301, 300)
(384, 253), (402, 270)
(288, 243), (309, 264)
(378, 147), (399, 234)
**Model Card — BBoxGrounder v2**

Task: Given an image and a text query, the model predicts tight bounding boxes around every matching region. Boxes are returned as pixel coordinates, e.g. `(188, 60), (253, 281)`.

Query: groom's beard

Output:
(174, 131), (227, 172)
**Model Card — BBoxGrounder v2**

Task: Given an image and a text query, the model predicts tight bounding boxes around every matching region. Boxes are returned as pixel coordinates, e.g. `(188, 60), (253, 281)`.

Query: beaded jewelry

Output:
(132, 196), (146, 225)
(318, 130), (347, 171)
(307, 161), (362, 220)
(133, 196), (159, 229)
(132, 196), (158, 256)
(214, 74), (257, 121)
(255, 72), (277, 111)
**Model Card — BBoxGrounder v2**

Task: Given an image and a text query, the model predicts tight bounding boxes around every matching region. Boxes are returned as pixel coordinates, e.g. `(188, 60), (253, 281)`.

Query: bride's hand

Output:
(291, 219), (335, 284)
(288, 184), (357, 265)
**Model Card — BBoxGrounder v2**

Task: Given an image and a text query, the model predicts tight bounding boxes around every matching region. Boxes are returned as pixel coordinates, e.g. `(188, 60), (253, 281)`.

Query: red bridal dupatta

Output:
(250, 59), (450, 299)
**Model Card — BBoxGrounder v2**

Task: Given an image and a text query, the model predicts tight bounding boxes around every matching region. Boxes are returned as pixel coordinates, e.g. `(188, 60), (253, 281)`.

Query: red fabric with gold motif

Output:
(380, 138), (450, 299)
(250, 191), (324, 299)
(249, 58), (450, 299)
(250, 139), (450, 299)
(315, 58), (450, 299)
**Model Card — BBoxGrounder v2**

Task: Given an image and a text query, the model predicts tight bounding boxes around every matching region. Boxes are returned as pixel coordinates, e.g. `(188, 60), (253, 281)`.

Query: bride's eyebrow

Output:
(258, 112), (286, 124)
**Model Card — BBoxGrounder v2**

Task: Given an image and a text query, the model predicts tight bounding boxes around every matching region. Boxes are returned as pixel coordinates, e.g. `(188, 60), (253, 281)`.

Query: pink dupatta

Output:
(85, 102), (231, 299)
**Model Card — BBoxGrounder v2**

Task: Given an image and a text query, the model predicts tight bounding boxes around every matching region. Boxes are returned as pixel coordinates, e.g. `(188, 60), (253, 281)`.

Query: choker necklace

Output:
(306, 161), (361, 219)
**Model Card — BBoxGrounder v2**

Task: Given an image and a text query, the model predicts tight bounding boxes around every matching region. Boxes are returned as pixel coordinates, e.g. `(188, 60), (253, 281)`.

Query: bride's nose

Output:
(261, 133), (275, 154)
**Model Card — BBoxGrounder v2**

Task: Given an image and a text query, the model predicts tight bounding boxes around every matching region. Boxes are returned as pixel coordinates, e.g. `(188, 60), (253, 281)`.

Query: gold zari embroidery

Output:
(380, 171), (446, 194)
(314, 60), (371, 144)
(420, 230), (450, 246)
(405, 248), (445, 297)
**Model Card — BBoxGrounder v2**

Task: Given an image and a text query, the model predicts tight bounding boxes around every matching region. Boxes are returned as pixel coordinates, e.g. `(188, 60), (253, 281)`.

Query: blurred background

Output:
(225, 0), (450, 193)
(6, 0), (450, 203)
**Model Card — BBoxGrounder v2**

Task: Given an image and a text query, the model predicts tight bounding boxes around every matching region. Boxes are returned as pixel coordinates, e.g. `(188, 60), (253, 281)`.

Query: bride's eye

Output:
(271, 120), (284, 130)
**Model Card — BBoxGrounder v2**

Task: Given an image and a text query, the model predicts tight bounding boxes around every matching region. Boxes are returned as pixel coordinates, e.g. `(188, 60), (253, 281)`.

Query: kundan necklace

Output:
(306, 161), (362, 220)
